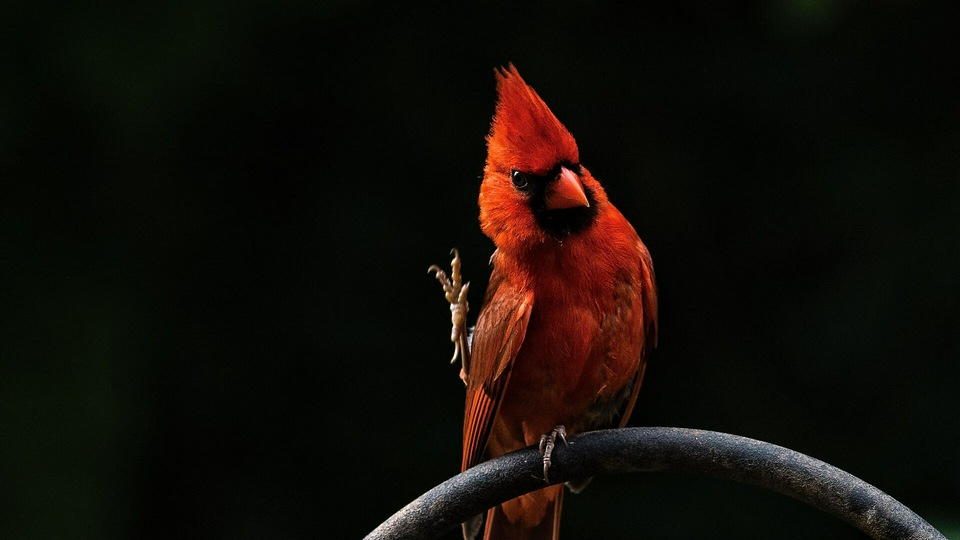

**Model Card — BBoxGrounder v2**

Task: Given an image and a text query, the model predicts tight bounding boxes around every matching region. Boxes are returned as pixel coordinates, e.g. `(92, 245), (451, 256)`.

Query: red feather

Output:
(462, 64), (657, 540)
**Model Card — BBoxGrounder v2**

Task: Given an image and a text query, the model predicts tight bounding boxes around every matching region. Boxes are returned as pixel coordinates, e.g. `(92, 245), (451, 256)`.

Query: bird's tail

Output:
(467, 485), (564, 540)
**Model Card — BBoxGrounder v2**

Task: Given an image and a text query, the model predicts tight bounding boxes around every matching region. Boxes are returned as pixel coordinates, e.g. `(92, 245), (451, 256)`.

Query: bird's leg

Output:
(538, 425), (567, 483)
(428, 248), (471, 384)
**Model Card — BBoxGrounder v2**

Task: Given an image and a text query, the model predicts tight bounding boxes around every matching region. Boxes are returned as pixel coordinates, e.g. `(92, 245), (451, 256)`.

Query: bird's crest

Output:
(486, 64), (579, 174)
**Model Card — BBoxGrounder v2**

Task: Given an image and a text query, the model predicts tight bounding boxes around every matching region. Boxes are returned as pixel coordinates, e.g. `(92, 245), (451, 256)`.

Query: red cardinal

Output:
(432, 64), (657, 539)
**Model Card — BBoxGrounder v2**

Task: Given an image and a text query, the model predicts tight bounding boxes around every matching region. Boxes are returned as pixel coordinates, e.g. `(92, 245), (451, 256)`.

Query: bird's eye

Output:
(511, 170), (530, 190)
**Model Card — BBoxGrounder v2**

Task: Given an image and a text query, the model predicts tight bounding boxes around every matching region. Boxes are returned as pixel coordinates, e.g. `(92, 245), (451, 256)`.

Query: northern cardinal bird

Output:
(431, 64), (657, 539)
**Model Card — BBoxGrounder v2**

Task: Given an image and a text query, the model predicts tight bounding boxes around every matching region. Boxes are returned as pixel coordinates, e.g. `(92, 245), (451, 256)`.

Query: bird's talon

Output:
(539, 425), (567, 484)
(429, 249), (471, 380)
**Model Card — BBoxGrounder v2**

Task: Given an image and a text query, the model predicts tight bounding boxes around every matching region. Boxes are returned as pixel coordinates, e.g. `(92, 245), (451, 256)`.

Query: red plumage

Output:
(460, 64), (657, 539)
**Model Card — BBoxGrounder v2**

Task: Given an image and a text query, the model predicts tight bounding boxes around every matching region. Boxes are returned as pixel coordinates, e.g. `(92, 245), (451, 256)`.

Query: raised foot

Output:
(538, 425), (568, 483)
(428, 248), (471, 383)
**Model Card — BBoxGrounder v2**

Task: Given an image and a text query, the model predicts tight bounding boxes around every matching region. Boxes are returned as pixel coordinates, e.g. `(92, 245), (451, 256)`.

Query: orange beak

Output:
(544, 166), (590, 210)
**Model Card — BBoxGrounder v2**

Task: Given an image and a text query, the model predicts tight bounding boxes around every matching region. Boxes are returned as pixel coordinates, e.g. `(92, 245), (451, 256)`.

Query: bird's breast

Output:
(497, 271), (643, 442)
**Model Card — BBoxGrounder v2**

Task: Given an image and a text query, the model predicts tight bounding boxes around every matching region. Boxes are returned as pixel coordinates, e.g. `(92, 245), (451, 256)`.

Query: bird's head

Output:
(479, 64), (607, 251)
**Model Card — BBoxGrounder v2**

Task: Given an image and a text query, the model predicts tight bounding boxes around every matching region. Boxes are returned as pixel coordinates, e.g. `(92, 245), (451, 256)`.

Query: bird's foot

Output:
(428, 248), (471, 383)
(538, 425), (568, 483)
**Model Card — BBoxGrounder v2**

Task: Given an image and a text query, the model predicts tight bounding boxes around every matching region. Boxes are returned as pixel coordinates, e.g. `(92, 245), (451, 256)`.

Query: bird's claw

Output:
(428, 248), (471, 383)
(538, 425), (567, 483)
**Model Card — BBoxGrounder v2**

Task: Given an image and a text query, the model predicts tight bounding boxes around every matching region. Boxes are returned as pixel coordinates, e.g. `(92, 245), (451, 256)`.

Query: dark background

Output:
(2, 1), (958, 538)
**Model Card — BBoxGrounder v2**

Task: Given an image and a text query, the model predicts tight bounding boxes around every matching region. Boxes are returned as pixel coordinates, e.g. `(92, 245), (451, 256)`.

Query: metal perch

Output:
(366, 427), (945, 540)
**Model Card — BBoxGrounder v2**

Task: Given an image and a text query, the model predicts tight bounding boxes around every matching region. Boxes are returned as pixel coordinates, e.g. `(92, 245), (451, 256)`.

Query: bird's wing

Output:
(616, 241), (659, 428)
(461, 261), (533, 471)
